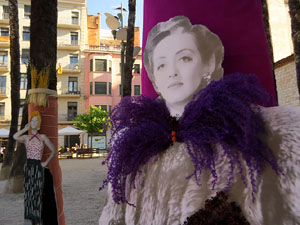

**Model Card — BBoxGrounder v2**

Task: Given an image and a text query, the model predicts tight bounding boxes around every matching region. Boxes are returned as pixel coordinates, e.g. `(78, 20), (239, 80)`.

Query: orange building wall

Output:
(87, 13), (101, 46)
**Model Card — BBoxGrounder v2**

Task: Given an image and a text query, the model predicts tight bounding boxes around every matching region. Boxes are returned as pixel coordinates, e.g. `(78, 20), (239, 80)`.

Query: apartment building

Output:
(83, 14), (142, 112)
(268, 0), (299, 106)
(0, 0), (87, 130)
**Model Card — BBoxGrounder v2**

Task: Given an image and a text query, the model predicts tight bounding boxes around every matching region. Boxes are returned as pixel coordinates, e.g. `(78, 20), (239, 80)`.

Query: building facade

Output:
(0, 0), (88, 130)
(84, 14), (142, 111)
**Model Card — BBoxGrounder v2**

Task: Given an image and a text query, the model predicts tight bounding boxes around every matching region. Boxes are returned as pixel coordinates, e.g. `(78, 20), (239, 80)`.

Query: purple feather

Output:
(100, 73), (281, 205)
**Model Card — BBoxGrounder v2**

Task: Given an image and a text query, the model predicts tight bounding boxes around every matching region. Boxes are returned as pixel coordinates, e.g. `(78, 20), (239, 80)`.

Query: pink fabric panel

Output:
(142, 0), (277, 104)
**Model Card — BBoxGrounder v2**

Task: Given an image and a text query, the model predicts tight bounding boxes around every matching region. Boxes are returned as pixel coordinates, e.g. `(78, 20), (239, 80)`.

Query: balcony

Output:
(0, 62), (8, 72)
(58, 88), (81, 98)
(85, 45), (122, 53)
(0, 114), (9, 121)
(0, 13), (9, 25)
(60, 64), (81, 74)
(57, 42), (80, 51)
(0, 36), (9, 48)
(0, 89), (6, 98)
(57, 17), (80, 30)
(58, 113), (78, 123)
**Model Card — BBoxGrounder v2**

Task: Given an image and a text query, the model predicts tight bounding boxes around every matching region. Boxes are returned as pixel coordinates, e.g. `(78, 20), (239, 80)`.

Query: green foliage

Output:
(73, 106), (109, 134)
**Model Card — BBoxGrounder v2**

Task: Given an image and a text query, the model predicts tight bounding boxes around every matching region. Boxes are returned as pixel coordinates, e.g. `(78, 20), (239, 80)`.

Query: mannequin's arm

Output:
(41, 134), (56, 168)
(13, 123), (30, 143)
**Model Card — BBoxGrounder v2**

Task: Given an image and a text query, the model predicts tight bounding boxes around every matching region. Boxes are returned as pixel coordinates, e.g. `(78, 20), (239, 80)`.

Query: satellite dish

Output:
(106, 16), (121, 30)
(133, 46), (141, 57)
(104, 13), (114, 18)
(116, 28), (127, 40)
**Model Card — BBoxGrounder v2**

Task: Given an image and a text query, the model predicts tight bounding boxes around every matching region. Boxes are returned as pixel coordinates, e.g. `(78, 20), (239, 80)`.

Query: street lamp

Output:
(105, 3), (141, 97)
(105, 3), (127, 97)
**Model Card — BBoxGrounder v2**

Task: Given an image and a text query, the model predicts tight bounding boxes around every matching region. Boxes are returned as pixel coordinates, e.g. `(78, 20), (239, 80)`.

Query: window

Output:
(109, 105), (112, 112)
(21, 49), (29, 64)
(19, 99), (25, 116)
(68, 77), (78, 94)
(70, 54), (78, 69)
(134, 85), (140, 96)
(95, 59), (107, 72)
(0, 28), (9, 36)
(0, 51), (8, 66)
(119, 63), (123, 73)
(67, 102), (77, 121)
(72, 11), (79, 25)
(71, 32), (78, 45)
(119, 84), (122, 96)
(23, 27), (30, 41)
(0, 103), (4, 119)
(100, 105), (107, 111)
(20, 74), (27, 90)
(89, 82), (93, 95)
(108, 82), (112, 95)
(95, 82), (107, 94)
(90, 59), (93, 72)
(2, 6), (9, 19)
(0, 76), (6, 94)
(24, 5), (31, 19)
(109, 60), (112, 72)
(133, 64), (140, 74)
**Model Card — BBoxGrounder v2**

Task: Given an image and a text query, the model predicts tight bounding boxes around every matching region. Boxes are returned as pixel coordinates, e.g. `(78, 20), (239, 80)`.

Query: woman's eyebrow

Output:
(176, 48), (194, 55)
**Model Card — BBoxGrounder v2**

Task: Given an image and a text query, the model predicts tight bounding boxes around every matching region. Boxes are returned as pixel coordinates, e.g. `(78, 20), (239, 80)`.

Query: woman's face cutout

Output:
(152, 32), (213, 106)
(30, 116), (39, 130)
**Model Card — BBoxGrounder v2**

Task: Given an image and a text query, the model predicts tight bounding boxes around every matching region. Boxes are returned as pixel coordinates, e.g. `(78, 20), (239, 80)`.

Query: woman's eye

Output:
(180, 56), (192, 62)
(157, 64), (165, 71)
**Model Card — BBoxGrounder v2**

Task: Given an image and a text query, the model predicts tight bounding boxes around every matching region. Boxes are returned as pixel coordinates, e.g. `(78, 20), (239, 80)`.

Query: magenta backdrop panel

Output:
(141, 0), (277, 103)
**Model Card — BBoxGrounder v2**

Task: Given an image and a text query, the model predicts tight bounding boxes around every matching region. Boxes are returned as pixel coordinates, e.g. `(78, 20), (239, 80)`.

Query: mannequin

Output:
(14, 111), (56, 225)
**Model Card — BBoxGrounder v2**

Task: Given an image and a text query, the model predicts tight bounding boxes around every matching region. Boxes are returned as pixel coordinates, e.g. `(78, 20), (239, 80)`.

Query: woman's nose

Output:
(168, 73), (178, 78)
(168, 63), (179, 78)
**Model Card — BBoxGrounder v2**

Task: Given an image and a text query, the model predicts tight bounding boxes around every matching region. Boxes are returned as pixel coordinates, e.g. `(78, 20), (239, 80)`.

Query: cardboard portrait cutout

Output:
(143, 16), (224, 116)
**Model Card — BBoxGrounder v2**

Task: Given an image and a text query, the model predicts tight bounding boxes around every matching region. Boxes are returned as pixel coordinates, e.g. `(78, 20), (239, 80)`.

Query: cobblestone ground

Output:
(0, 158), (108, 225)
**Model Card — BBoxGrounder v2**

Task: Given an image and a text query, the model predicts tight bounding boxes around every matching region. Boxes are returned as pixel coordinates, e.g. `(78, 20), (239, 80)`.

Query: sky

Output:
(86, 0), (144, 42)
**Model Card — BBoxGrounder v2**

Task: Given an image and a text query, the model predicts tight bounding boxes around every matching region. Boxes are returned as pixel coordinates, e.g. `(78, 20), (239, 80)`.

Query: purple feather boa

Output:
(100, 73), (281, 205)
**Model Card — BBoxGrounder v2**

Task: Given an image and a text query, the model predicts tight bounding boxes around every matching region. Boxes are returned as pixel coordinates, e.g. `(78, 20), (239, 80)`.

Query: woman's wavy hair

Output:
(29, 111), (41, 130)
(144, 16), (224, 93)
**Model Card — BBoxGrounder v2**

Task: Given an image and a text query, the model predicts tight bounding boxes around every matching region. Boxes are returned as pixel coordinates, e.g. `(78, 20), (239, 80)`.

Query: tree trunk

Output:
(30, 0), (57, 88)
(123, 0), (136, 97)
(0, 0), (20, 180)
(261, 0), (274, 68)
(288, 0), (300, 96)
(30, 1), (65, 224)
(4, 103), (28, 193)
(4, 66), (30, 193)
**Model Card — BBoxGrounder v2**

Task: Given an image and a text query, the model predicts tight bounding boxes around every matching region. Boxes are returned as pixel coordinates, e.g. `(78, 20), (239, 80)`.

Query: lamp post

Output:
(105, 2), (140, 97)
(105, 2), (127, 97)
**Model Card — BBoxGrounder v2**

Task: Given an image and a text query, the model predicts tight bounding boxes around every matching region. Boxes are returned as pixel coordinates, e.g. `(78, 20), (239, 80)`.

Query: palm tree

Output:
(4, 66), (30, 193)
(30, 0), (65, 224)
(0, 0), (21, 180)
(261, 0), (274, 68)
(123, 0), (136, 97)
(288, 0), (300, 96)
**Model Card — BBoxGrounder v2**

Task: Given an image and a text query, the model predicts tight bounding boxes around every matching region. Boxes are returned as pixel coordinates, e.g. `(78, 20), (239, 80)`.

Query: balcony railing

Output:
(0, 36), (9, 42)
(59, 88), (81, 96)
(0, 88), (6, 94)
(58, 113), (78, 122)
(0, 61), (8, 66)
(86, 45), (122, 53)
(57, 42), (80, 50)
(57, 17), (80, 28)
(2, 13), (9, 20)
